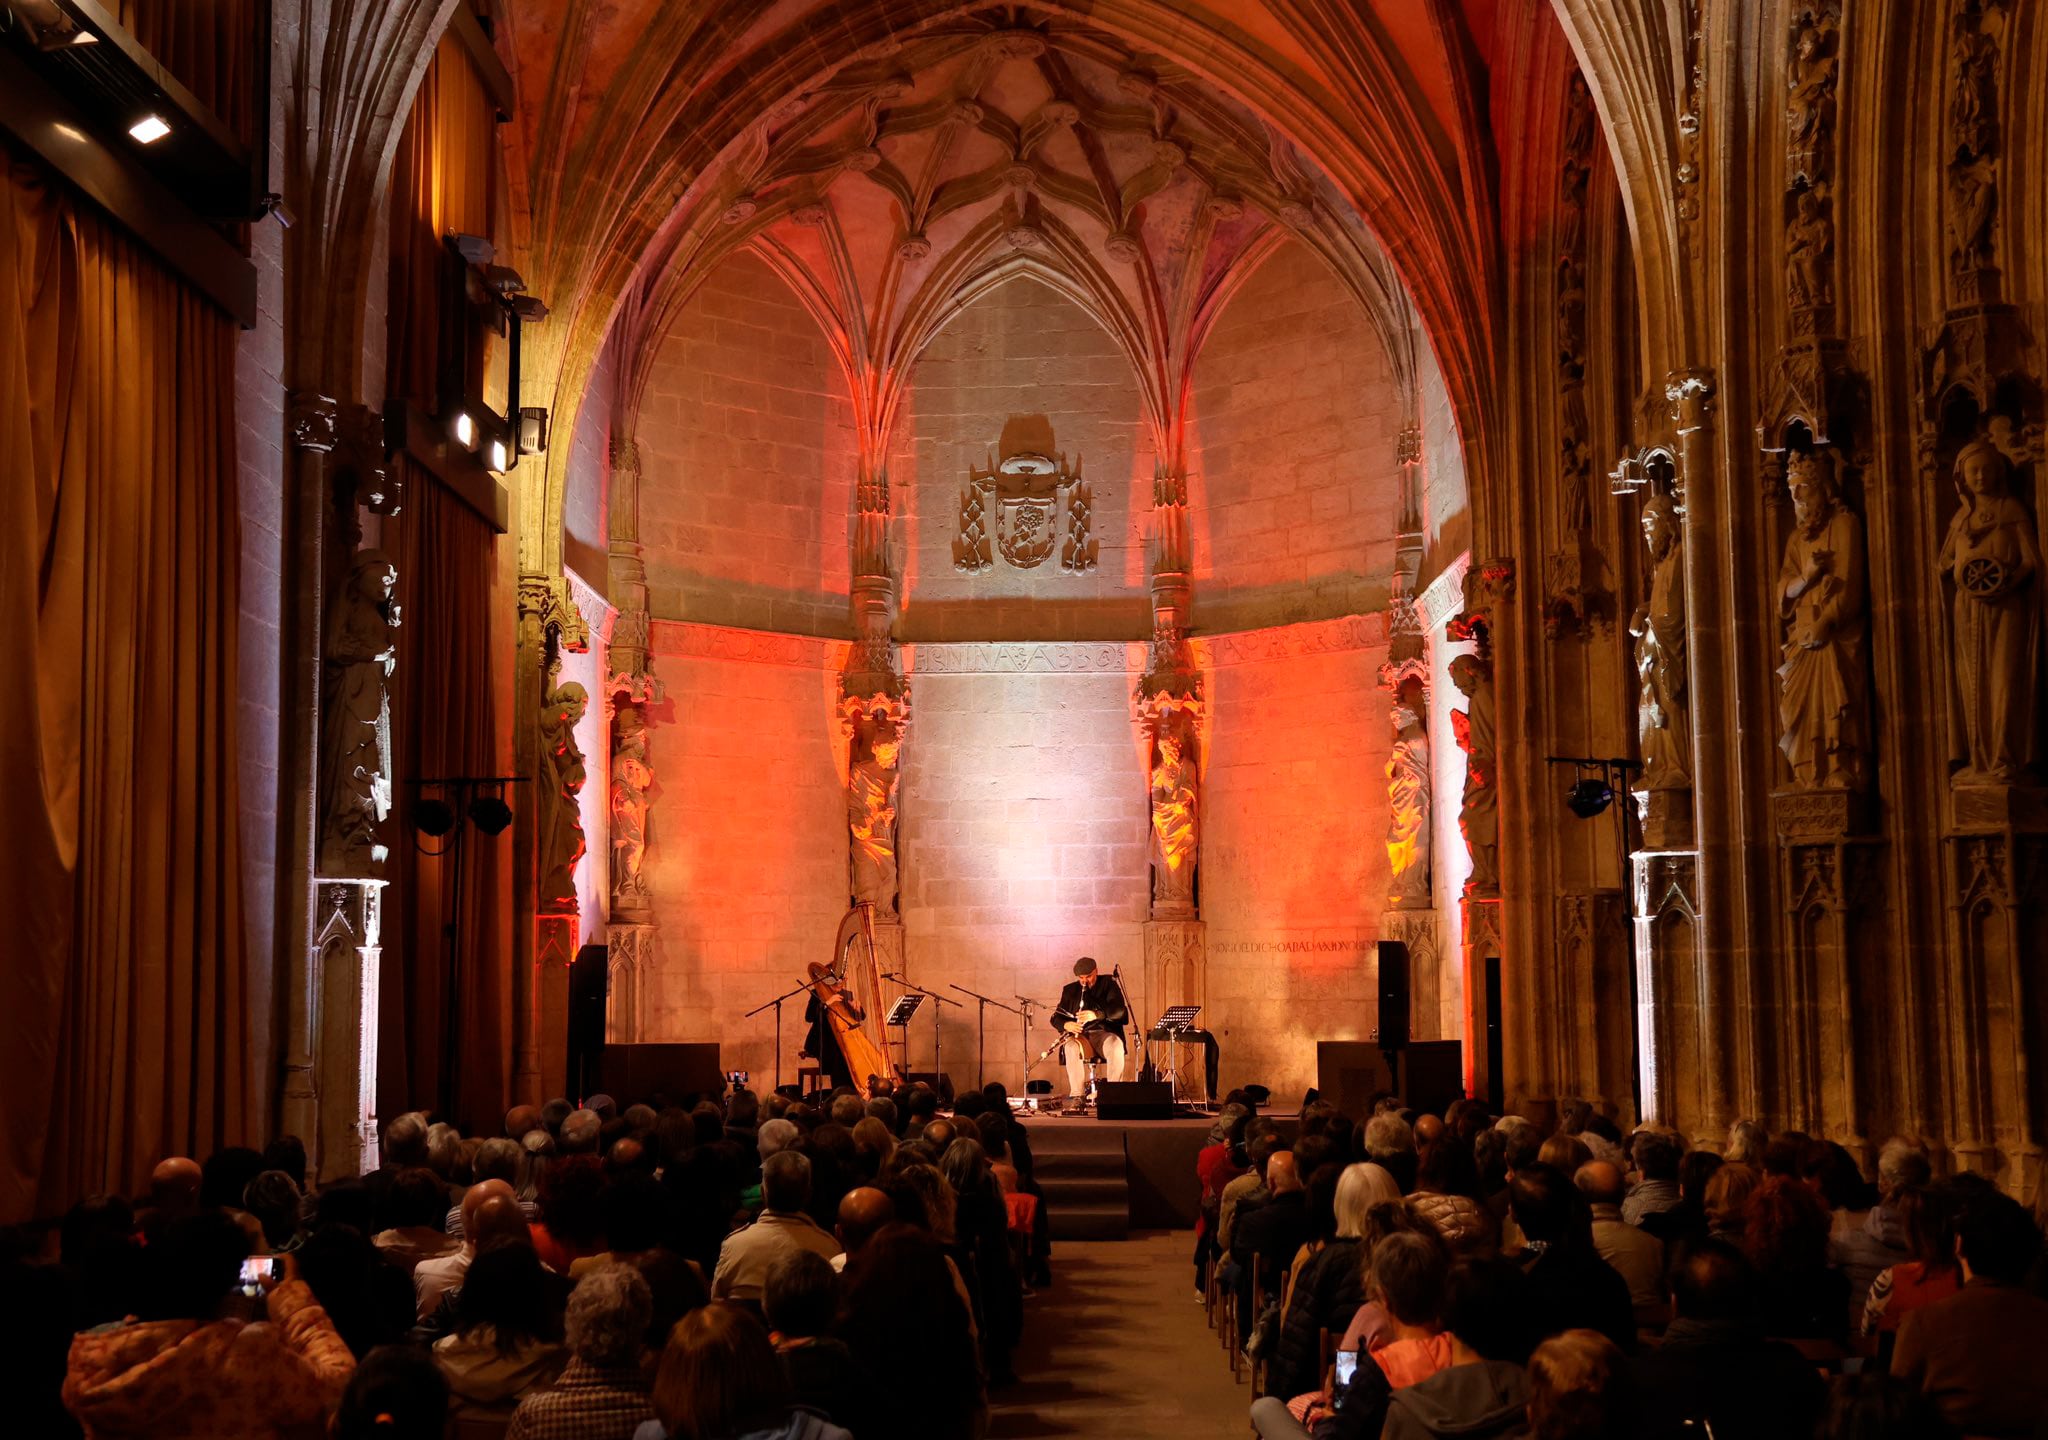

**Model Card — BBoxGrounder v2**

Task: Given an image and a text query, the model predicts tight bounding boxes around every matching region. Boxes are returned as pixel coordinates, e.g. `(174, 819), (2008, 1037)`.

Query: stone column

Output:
(1380, 425), (1441, 1034)
(309, 882), (386, 1180)
(516, 575), (590, 1102)
(842, 460), (910, 977)
(1140, 463), (1205, 1038)
(606, 436), (663, 1044)
(1449, 562), (1511, 1107)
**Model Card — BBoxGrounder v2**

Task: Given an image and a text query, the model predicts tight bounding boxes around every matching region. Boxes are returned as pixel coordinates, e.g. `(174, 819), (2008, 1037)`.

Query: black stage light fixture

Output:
(414, 795), (458, 837)
(1566, 774), (1615, 819)
(468, 793), (513, 836)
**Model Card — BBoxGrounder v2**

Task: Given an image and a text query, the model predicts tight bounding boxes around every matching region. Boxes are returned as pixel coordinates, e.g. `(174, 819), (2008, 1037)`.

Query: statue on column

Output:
(1776, 450), (1870, 790)
(1630, 493), (1692, 790)
(538, 680), (590, 910)
(1449, 656), (1498, 895)
(1385, 703), (1432, 904)
(319, 550), (400, 875)
(847, 708), (904, 911)
(1940, 437), (2041, 783)
(1146, 701), (1201, 913)
(610, 704), (653, 911)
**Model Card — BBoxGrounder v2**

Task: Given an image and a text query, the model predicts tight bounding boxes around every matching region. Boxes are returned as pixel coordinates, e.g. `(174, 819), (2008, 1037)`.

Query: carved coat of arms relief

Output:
(953, 415), (1098, 574)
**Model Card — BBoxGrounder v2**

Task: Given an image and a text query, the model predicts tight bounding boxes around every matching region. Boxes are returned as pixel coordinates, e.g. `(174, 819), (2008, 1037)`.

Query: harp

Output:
(809, 903), (902, 1097)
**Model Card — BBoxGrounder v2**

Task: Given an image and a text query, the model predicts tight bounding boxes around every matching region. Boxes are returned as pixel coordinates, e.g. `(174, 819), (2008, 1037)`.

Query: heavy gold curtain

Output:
(380, 34), (509, 1135)
(0, 151), (252, 1222)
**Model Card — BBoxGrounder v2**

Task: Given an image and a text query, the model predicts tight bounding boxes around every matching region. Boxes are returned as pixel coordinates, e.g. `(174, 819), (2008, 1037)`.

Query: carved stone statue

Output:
(1948, 154), (1998, 277)
(1630, 494), (1692, 791)
(1148, 710), (1200, 911)
(847, 711), (903, 910)
(319, 550), (400, 876)
(538, 680), (590, 910)
(1949, 19), (1999, 159)
(1785, 10), (1838, 179)
(1449, 656), (1498, 895)
(609, 704), (653, 909)
(1785, 188), (1833, 309)
(1385, 703), (1432, 904)
(1776, 451), (1869, 790)
(1940, 438), (2041, 783)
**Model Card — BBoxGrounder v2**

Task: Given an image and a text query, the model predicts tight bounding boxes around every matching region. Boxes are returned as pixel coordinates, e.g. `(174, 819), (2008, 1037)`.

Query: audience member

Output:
(832, 1186), (895, 1269)
(62, 1213), (355, 1439)
(1379, 1258), (1532, 1440)
(762, 1250), (859, 1426)
(1633, 1237), (1824, 1439)
(1704, 1161), (1761, 1242)
(1829, 1136), (1926, 1320)
(1233, 1150), (1313, 1341)
(1270, 1162), (1401, 1400)
(1365, 1113), (1419, 1194)
(834, 1225), (981, 1439)
(1408, 1140), (1493, 1256)
(242, 1170), (304, 1254)
(331, 1344), (447, 1440)
(1861, 1181), (1961, 1341)
(531, 1154), (609, 1273)
(1573, 1161), (1665, 1327)
(713, 1151), (842, 1303)
(1521, 1329), (1632, 1440)
(1509, 1165), (1633, 1353)
(1817, 1372), (1960, 1440)
(416, 1181), (517, 1321)
(509, 1266), (656, 1439)
(432, 1239), (568, 1420)
(373, 1166), (461, 1274)
(1891, 1184), (2048, 1437)
(1622, 1130), (1684, 1237)
(1743, 1173), (1849, 1341)
(641, 1302), (850, 1440)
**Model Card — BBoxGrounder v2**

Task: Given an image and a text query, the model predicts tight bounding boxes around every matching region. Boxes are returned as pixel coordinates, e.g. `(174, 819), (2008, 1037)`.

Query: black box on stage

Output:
(1405, 1040), (1465, 1118)
(593, 1043), (724, 1104)
(1096, 1081), (1174, 1120)
(1377, 940), (1411, 1049)
(1317, 1041), (1395, 1120)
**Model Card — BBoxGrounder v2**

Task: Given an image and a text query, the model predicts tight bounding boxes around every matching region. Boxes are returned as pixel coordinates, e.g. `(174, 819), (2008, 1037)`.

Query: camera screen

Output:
(238, 1257), (278, 1295)
(1334, 1350), (1358, 1387)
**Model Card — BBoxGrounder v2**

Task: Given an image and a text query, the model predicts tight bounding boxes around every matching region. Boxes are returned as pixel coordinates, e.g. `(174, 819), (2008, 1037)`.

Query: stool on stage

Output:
(796, 1062), (826, 1098)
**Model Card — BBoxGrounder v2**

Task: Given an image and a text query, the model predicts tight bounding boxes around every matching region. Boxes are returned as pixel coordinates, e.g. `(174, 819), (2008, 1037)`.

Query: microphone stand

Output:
(743, 978), (815, 1095)
(884, 972), (960, 1100)
(948, 983), (1023, 1089)
(1113, 963), (1150, 1087)
(1014, 995), (1042, 1095)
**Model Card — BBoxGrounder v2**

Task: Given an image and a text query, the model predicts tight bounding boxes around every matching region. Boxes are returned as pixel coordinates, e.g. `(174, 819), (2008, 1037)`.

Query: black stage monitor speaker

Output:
(1378, 941), (1411, 1050)
(1404, 1040), (1466, 1119)
(568, 945), (608, 1100)
(594, 1043), (724, 1105)
(1096, 1080), (1175, 1120)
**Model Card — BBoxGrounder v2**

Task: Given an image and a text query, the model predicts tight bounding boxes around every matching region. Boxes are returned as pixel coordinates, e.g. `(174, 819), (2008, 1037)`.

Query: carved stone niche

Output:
(1541, 535), (1612, 642)
(1777, 836), (1883, 1152)
(311, 882), (385, 1182)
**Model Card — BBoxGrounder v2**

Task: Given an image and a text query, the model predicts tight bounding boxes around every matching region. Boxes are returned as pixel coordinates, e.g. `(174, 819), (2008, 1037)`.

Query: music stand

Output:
(1150, 1004), (1205, 1107)
(886, 994), (924, 1079)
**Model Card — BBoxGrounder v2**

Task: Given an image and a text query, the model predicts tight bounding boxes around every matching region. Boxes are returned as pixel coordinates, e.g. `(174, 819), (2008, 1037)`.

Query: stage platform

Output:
(1016, 1109), (1296, 1240)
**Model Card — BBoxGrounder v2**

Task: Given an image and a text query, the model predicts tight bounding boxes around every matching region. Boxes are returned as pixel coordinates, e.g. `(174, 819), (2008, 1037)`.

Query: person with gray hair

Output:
(828, 1093), (865, 1128)
(713, 1150), (844, 1303)
(1829, 1135), (1930, 1319)
(508, 1266), (655, 1439)
(558, 1107), (603, 1156)
(757, 1118), (802, 1160)
(1623, 1129), (1684, 1228)
(1724, 1117), (1768, 1167)
(1365, 1111), (1419, 1193)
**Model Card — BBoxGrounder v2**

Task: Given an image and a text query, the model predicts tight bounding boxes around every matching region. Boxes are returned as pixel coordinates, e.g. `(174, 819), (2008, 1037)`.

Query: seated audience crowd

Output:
(15, 1069), (2048, 1440)
(1205, 1092), (2048, 1440)
(10, 1078), (1045, 1439)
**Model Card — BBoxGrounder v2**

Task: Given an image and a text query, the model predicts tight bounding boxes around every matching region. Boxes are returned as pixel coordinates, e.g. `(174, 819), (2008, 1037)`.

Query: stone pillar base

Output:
(607, 923), (656, 1043)
(310, 880), (385, 1183)
(535, 913), (579, 1104)
(1144, 919), (1206, 1102)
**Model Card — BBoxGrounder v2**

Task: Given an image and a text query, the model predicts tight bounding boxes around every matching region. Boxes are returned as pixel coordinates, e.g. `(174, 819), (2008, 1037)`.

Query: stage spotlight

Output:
(1566, 775), (1615, 819)
(452, 411), (475, 448)
(489, 438), (509, 473)
(129, 114), (171, 145)
(414, 796), (458, 837)
(468, 793), (513, 836)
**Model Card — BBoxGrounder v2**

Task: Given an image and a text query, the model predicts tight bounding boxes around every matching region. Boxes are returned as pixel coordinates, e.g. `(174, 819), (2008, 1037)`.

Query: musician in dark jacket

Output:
(802, 982), (858, 1090)
(1051, 957), (1129, 1098)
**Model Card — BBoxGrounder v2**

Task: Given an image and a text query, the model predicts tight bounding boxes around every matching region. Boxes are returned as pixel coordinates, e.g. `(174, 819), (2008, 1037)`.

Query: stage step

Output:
(1028, 1125), (1130, 1240)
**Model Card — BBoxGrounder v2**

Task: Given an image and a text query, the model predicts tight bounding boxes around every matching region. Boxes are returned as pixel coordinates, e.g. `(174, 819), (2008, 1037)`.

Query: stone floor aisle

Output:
(988, 1230), (1251, 1440)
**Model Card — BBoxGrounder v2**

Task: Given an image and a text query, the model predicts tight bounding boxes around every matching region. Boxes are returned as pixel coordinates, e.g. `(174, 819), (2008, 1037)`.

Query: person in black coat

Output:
(1633, 1238), (1825, 1439)
(1508, 1164), (1636, 1355)
(1233, 1151), (1314, 1345)
(1270, 1164), (1362, 1400)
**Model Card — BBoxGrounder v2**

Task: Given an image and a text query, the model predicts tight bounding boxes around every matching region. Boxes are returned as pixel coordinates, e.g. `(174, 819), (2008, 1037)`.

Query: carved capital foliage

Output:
(289, 391), (340, 452)
(520, 573), (591, 653)
(1666, 369), (1717, 435)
